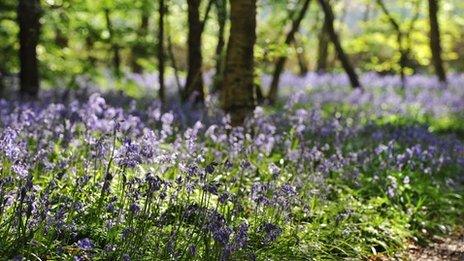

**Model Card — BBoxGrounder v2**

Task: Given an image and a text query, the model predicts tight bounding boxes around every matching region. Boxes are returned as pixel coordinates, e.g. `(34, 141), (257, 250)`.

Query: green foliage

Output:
(2, 0), (464, 90)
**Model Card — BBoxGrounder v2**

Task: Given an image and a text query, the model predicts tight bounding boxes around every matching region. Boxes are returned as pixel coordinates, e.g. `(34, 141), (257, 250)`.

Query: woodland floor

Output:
(407, 227), (464, 261)
(368, 228), (464, 261)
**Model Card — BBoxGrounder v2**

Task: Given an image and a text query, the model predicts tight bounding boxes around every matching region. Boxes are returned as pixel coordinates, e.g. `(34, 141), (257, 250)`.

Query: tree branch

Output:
(200, 0), (214, 33)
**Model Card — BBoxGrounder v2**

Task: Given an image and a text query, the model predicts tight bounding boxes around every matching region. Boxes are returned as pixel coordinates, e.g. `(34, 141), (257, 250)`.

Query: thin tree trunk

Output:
(131, 12), (149, 73)
(316, 13), (330, 73)
(201, 0), (214, 32)
(268, 0), (312, 103)
(85, 35), (97, 68)
(294, 39), (309, 76)
(0, 70), (4, 97)
(296, 49), (309, 76)
(158, 0), (166, 103)
(428, 0), (446, 83)
(221, 0), (257, 125)
(104, 9), (121, 78)
(183, 0), (204, 103)
(167, 34), (182, 95)
(405, 2), (421, 76)
(376, 0), (407, 87)
(398, 32), (406, 87)
(255, 82), (264, 104)
(318, 0), (361, 89)
(164, 2), (182, 96)
(212, 0), (227, 93)
(18, 0), (41, 97)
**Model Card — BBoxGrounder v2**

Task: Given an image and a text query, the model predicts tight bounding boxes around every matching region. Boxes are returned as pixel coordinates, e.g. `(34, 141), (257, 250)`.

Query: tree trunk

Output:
(318, 0), (361, 89)
(428, 0), (446, 83)
(85, 34), (97, 68)
(158, 0), (166, 103)
(375, 0), (408, 88)
(221, 0), (257, 126)
(212, 0), (227, 93)
(131, 12), (149, 73)
(183, 0), (204, 103)
(294, 39), (309, 76)
(268, 0), (312, 103)
(316, 13), (330, 73)
(255, 82), (264, 104)
(398, 32), (406, 88)
(104, 9), (121, 78)
(201, 0), (215, 32)
(0, 70), (4, 97)
(167, 33), (182, 95)
(18, 0), (41, 97)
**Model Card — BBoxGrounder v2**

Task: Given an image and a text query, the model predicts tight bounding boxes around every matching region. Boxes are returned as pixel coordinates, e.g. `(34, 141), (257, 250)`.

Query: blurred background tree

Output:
(0, 0), (462, 116)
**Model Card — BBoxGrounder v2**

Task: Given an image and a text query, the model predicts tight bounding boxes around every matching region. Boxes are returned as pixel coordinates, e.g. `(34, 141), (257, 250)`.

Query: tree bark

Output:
(104, 9), (121, 78)
(221, 0), (257, 126)
(428, 0), (446, 83)
(318, 0), (361, 89)
(316, 13), (330, 73)
(268, 0), (312, 103)
(183, 0), (204, 103)
(18, 0), (41, 97)
(294, 39), (309, 76)
(158, 0), (166, 103)
(212, 0), (227, 93)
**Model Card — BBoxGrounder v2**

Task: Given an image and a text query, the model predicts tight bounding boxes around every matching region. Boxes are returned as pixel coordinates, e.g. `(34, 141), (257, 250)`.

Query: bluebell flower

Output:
(77, 238), (93, 250)
(187, 244), (196, 256)
(122, 253), (131, 261)
(129, 203), (140, 214)
(259, 223), (282, 244)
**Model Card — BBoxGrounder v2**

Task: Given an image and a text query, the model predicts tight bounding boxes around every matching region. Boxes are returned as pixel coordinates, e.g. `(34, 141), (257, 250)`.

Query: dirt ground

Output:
(407, 229), (464, 261)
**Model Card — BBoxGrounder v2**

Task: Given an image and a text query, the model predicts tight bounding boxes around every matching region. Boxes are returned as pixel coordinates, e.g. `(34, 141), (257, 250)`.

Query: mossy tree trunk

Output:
(221, 0), (257, 126)
(316, 12), (330, 73)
